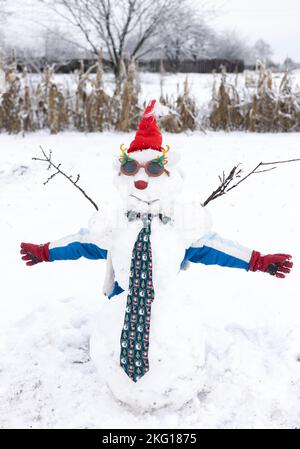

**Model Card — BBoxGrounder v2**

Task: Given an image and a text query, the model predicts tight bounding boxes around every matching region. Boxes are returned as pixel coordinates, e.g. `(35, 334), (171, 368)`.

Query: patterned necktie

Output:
(120, 213), (155, 382)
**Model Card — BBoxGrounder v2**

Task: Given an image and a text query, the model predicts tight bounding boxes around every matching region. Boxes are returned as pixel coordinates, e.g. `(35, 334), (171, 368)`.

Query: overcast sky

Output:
(3, 0), (300, 63)
(212, 0), (300, 62)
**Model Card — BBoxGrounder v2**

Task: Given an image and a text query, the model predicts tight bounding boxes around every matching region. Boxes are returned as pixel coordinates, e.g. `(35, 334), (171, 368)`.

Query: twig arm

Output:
(32, 146), (99, 211)
(203, 158), (300, 207)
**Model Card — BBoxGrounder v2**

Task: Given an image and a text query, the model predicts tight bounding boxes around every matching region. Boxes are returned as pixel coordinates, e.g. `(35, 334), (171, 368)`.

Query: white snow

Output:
(1, 130), (300, 428)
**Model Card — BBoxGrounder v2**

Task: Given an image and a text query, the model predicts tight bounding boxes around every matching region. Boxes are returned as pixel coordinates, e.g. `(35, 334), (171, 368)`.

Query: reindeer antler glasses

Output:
(119, 145), (170, 177)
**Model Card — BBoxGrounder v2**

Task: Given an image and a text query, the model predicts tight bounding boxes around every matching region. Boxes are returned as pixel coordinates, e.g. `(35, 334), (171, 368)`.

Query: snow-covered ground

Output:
(1, 130), (300, 428)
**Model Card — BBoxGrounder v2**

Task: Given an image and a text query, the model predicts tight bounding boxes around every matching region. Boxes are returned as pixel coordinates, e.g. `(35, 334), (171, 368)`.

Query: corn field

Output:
(209, 63), (300, 132)
(0, 52), (199, 135)
(0, 54), (299, 135)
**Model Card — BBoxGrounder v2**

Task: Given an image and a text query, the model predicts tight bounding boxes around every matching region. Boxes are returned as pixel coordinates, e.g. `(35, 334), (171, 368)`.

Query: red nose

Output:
(134, 180), (148, 190)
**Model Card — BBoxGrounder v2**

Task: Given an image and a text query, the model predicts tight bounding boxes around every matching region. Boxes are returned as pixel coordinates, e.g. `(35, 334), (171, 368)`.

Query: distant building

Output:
(14, 56), (245, 74)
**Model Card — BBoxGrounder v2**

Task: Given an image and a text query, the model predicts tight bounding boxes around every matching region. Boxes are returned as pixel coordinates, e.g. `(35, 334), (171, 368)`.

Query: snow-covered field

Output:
(27, 69), (300, 109)
(1, 130), (300, 428)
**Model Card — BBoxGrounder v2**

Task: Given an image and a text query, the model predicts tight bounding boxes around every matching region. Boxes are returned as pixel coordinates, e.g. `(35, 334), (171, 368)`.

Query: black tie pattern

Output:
(120, 214), (154, 382)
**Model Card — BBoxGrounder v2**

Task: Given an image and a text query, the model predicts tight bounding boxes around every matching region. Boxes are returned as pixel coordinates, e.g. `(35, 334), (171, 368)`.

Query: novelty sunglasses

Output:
(119, 145), (170, 177)
(121, 159), (170, 177)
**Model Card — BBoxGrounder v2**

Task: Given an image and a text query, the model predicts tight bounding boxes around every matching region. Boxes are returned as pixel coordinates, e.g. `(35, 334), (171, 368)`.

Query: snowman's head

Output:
(113, 100), (183, 212)
(114, 145), (183, 208)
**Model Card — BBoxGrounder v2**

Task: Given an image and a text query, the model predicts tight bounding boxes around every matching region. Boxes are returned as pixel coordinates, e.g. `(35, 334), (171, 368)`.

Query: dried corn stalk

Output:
(209, 62), (300, 132)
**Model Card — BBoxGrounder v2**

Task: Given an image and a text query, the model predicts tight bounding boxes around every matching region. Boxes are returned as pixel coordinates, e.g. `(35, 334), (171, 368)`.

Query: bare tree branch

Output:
(33, 146), (99, 211)
(118, 0), (137, 57)
(203, 158), (300, 207)
(42, 0), (183, 75)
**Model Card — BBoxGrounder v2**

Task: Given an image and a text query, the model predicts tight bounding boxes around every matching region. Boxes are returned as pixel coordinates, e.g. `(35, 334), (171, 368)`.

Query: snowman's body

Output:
(88, 201), (210, 410)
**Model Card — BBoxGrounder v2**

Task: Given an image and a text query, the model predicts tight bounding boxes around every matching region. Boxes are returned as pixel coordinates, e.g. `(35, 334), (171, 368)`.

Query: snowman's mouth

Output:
(129, 194), (160, 206)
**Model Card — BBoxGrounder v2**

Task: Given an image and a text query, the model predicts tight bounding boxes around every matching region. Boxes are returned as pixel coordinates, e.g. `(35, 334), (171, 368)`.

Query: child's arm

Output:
(182, 232), (293, 278)
(20, 227), (107, 265)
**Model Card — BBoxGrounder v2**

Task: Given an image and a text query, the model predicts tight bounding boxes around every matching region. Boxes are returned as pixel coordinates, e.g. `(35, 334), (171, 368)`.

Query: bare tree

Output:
(283, 57), (297, 70)
(161, 4), (216, 70)
(42, 26), (82, 62)
(252, 39), (274, 65)
(211, 30), (250, 61)
(40, 0), (186, 76)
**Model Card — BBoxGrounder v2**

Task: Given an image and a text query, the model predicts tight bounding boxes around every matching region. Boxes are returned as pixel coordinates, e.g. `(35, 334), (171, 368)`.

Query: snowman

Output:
(21, 100), (293, 410)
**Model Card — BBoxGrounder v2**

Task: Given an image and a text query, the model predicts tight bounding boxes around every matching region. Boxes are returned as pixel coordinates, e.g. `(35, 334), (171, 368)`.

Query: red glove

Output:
(249, 251), (293, 279)
(20, 242), (50, 266)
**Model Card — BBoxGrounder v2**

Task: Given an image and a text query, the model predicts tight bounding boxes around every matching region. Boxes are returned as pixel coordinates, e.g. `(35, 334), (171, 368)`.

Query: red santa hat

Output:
(128, 99), (163, 153)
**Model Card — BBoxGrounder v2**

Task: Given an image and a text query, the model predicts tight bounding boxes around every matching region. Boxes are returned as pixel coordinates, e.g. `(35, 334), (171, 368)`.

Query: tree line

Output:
(0, 0), (275, 76)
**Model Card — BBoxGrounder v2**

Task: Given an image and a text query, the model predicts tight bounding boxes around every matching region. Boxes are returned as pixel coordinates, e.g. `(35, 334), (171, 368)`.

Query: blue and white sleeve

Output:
(181, 232), (253, 271)
(49, 228), (107, 261)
